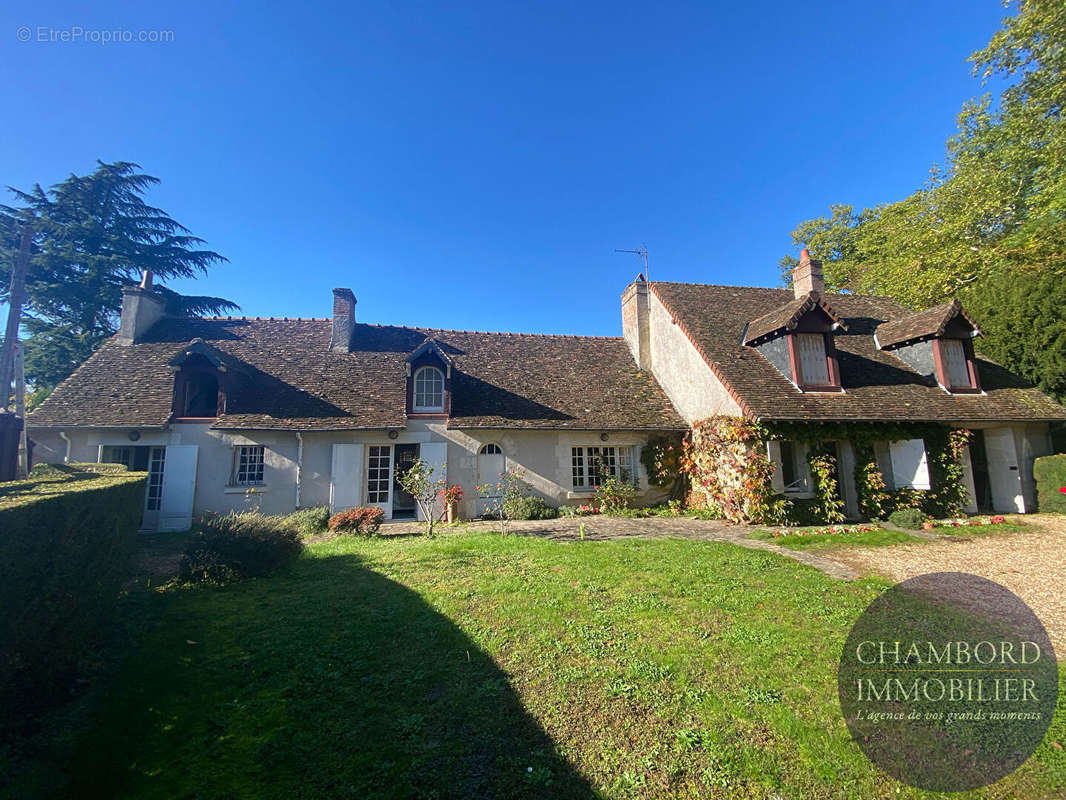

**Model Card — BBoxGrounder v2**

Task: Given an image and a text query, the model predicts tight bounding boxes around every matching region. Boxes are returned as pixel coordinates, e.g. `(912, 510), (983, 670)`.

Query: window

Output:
(231, 445), (265, 486)
(146, 447), (165, 510)
(180, 371), (219, 417)
(413, 366), (445, 412)
(479, 443), (502, 455)
(795, 333), (830, 386)
(941, 339), (973, 389)
(775, 441), (810, 493)
(572, 446), (635, 489)
(889, 439), (931, 490)
(367, 445), (391, 503)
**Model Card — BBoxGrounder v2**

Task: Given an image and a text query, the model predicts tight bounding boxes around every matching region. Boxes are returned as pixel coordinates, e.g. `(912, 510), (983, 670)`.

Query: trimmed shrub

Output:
(1034, 454), (1066, 513)
(888, 507), (927, 530)
(180, 512), (303, 584)
(328, 506), (385, 535)
(284, 505), (331, 537)
(0, 463), (146, 724)
(502, 495), (559, 520)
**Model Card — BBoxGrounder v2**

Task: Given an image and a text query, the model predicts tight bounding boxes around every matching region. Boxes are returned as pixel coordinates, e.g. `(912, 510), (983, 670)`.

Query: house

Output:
(27, 254), (1066, 530)
(620, 251), (1066, 517)
(27, 279), (686, 530)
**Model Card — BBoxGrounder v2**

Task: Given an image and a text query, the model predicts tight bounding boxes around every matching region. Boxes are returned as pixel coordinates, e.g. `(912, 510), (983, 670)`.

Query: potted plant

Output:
(922, 520), (935, 531)
(440, 484), (464, 524)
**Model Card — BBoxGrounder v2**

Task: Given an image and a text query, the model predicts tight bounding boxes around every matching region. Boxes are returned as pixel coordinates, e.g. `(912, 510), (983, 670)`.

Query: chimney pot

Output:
(793, 249), (824, 298)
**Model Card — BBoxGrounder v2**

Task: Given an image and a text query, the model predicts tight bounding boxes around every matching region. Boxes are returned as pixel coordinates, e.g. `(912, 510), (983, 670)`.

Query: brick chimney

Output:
(793, 249), (824, 298)
(330, 288), (357, 352)
(116, 271), (166, 345)
(621, 277), (652, 371)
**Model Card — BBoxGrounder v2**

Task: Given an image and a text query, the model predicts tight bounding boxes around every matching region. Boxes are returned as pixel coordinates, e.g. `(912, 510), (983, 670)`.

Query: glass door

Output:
(366, 445), (393, 518)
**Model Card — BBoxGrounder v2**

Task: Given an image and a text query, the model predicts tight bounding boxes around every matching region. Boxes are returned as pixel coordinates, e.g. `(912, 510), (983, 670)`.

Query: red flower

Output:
(1059, 487), (1066, 495)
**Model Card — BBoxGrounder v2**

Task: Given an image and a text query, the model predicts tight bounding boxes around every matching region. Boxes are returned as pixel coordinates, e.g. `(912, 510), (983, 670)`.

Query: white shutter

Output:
(417, 442), (448, 521)
(158, 445), (198, 531)
(942, 339), (970, 387)
(889, 439), (931, 491)
(330, 443), (365, 514)
(796, 333), (829, 385)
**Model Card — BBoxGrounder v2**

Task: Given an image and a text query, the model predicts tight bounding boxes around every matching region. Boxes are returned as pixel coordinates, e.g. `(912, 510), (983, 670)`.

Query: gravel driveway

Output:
(827, 515), (1066, 654)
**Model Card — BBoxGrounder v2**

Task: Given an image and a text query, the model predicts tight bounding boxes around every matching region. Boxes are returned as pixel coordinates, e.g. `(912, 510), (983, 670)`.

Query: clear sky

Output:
(1, 0), (1009, 336)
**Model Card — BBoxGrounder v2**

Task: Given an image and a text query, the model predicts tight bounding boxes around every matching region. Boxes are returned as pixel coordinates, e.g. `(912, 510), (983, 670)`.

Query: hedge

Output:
(0, 463), (146, 726)
(1033, 454), (1066, 514)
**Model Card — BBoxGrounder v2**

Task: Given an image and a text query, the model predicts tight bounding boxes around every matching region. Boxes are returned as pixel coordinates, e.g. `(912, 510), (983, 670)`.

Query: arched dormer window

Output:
(413, 365), (445, 412)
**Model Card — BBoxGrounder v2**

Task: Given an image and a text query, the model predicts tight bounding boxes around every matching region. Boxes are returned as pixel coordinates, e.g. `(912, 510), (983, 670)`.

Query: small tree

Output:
(396, 457), (447, 537)
(476, 466), (529, 536)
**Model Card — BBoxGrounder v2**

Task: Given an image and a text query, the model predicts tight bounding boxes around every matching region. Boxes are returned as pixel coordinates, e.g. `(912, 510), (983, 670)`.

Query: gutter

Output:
(295, 432), (304, 509)
(58, 431), (72, 463)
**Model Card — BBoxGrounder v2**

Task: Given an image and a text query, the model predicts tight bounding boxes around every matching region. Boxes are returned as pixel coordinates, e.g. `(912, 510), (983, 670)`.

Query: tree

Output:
(0, 161), (237, 395)
(780, 1), (1066, 397)
(395, 457), (447, 537)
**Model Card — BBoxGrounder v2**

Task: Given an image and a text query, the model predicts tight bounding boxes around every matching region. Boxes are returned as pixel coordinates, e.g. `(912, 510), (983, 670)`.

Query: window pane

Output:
(367, 445), (391, 503)
(146, 447), (165, 511)
(942, 339), (970, 387)
(234, 445), (265, 485)
(572, 447), (585, 488)
(796, 333), (830, 386)
(779, 441), (797, 487)
(414, 367), (444, 409)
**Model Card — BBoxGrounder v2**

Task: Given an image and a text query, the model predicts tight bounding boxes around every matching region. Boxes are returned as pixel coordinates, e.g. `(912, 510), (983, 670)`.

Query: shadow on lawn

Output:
(61, 552), (596, 800)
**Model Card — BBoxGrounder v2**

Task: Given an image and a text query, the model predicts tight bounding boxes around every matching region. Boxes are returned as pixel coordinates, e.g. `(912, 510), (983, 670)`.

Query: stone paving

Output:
(380, 515), (858, 580)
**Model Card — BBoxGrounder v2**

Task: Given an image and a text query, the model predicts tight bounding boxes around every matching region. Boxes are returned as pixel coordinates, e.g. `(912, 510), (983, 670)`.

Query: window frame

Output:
(933, 337), (981, 393)
(230, 444), (266, 487)
(173, 366), (222, 419)
(571, 445), (637, 490)
(412, 365), (446, 413)
(787, 331), (842, 392)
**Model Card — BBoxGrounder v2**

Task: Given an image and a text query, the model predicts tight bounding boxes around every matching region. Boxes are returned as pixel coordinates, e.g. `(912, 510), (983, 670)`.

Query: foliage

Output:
(1033, 454), (1066, 513)
(478, 466), (532, 532)
(558, 503), (598, 517)
(804, 447), (847, 525)
(438, 484), (464, 505)
(778, 1), (1066, 400)
(640, 434), (684, 489)
(327, 506), (385, 536)
(396, 457), (447, 537)
(0, 463), (144, 726)
(680, 415), (789, 524)
(502, 495), (559, 520)
(593, 474), (637, 514)
(283, 506), (330, 538)
(887, 508), (928, 530)
(180, 511), (303, 584)
(0, 161), (236, 391)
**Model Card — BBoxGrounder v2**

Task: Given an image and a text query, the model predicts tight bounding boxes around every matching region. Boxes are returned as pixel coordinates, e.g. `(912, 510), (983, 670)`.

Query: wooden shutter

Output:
(796, 333), (829, 386)
(942, 339), (970, 387)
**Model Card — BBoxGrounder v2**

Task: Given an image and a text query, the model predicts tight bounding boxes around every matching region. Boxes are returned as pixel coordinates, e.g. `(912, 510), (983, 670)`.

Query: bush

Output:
(180, 511), (303, 584)
(502, 495), (559, 520)
(284, 505), (330, 537)
(594, 475), (637, 514)
(328, 506), (385, 535)
(1034, 454), (1066, 513)
(0, 463), (145, 725)
(888, 507), (928, 530)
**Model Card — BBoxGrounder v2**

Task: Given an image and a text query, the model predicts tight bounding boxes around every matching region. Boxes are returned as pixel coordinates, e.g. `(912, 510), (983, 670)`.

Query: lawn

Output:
(750, 526), (918, 551)
(6, 531), (1065, 799)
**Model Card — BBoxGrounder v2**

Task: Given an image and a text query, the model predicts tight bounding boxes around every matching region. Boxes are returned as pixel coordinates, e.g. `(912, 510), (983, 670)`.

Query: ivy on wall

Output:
(640, 434), (686, 497)
(806, 445), (847, 524)
(680, 416), (789, 524)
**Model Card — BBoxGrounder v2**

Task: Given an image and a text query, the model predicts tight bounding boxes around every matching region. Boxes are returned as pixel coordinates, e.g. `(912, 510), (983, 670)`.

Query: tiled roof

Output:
(743, 291), (846, 345)
(651, 282), (1066, 422)
(875, 300), (980, 349)
(28, 317), (686, 432)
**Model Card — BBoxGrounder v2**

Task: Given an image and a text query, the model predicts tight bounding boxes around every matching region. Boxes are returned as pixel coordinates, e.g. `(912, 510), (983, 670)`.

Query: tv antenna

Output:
(615, 246), (649, 281)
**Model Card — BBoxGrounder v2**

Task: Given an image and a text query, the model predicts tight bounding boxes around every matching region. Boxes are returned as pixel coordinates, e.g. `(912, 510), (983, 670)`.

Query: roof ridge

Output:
(355, 322), (623, 340)
(171, 316), (331, 322)
(650, 280), (891, 301)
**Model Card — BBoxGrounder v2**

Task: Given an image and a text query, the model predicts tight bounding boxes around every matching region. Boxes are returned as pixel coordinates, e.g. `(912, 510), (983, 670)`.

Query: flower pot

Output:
(446, 501), (458, 524)
(922, 521), (935, 531)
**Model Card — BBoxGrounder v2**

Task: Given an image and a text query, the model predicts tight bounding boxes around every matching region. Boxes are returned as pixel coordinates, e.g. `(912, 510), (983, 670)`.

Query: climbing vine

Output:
(680, 416), (789, 525)
(640, 433), (685, 496)
(806, 445), (847, 524)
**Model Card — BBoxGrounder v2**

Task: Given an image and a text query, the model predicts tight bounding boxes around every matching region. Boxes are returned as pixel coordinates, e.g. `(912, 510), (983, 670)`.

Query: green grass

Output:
(6, 532), (1065, 799)
(931, 520), (1030, 537)
(750, 526), (918, 551)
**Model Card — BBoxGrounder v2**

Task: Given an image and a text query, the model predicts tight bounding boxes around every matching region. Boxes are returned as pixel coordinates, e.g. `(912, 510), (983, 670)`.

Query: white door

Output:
(417, 442), (448, 522)
(329, 443), (365, 514)
(365, 444), (393, 519)
(158, 445), (198, 532)
(476, 443), (504, 517)
(984, 427), (1026, 513)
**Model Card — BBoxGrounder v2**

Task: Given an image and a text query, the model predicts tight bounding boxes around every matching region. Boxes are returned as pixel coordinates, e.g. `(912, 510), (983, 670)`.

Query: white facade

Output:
(31, 421), (666, 530)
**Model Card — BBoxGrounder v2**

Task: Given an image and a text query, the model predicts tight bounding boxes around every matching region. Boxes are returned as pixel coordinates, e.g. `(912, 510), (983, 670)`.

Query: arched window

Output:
(413, 366), (444, 412)
(479, 443), (502, 455)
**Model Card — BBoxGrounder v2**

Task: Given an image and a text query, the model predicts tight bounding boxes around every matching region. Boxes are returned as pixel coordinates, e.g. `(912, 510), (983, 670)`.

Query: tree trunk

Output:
(0, 224), (32, 411)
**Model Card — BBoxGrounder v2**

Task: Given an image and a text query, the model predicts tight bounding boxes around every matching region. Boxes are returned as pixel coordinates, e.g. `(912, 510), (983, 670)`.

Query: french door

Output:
(366, 445), (393, 518)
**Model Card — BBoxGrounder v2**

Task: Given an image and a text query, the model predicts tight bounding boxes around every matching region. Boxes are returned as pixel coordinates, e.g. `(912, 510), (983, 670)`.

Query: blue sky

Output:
(1, 0), (1009, 336)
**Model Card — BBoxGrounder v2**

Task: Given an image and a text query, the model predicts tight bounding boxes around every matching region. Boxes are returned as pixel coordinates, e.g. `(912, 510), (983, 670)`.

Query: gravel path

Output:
(827, 515), (1066, 654)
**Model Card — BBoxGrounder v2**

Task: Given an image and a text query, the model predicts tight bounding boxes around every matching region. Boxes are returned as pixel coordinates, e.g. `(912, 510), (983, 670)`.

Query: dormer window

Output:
(876, 300), (982, 394)
(744, 291), (845, 392)
(181, 371), (220, 417)
(168, 338), (247, 421)
(413, 365), (445, 412)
